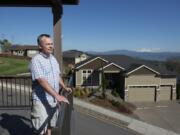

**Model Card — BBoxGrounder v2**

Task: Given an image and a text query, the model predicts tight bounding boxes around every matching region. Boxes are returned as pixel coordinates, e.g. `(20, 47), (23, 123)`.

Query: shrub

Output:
(110, 100), (120, 107)
(73, 88), (81, 97)
(111, 89), (119, 97)
(73, 87), (90, 98)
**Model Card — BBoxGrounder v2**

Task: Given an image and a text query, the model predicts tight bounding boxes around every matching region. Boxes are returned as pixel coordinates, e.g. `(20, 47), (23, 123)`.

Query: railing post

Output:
(52, 76), (73, 135)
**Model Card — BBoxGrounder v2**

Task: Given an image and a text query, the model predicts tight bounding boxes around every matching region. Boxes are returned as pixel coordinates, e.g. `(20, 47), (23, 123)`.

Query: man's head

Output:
(37, 34), (53, 55)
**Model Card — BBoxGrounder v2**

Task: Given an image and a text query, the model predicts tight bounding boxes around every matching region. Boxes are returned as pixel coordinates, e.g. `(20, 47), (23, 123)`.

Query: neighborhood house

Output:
(74, 56), (176, 102)
(9, 45), (39, 58)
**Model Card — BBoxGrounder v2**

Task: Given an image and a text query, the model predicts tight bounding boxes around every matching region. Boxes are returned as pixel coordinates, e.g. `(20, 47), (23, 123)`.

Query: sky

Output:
(0, 0), (180, 52)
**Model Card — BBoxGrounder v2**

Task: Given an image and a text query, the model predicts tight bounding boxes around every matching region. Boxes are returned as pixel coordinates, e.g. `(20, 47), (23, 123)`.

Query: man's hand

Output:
(65, 87), (72, 94)
(55, 95), (69, 104)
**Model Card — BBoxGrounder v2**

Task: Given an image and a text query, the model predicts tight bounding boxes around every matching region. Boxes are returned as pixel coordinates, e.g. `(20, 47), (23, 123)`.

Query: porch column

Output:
(52, 0), (63, 72)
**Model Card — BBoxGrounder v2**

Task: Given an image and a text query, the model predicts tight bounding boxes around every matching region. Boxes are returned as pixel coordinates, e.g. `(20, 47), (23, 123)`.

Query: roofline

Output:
(76, 56), (108, 69)
(127, 65), (160, 75)
(99, 62), (125, 71)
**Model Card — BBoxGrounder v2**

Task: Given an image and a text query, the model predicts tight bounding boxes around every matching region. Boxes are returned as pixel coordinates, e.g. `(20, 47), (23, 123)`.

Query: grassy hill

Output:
(0, 57), (29, 75)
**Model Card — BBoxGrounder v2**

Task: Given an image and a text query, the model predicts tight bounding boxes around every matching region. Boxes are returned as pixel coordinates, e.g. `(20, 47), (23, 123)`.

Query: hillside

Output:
(87, 50), (180, 61)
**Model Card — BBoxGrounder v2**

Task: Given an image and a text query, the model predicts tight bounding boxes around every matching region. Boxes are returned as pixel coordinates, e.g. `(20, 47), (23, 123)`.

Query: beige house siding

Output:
(161, 78), (176, 85)
(126, 65), (160, 87)
(125, 67), (160, 102)
(75, 70), (82, 86)
(125, 75), (160, 87)
(129, 67), (158, 75)
(104, 65), (122, 72)
(125, 75), (177, 102)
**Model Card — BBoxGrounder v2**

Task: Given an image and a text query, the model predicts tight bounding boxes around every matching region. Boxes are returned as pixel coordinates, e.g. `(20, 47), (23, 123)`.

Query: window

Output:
(82, 70), (92, 85)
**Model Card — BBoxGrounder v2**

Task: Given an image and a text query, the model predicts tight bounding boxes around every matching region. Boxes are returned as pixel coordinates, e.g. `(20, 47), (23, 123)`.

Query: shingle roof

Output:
(75, 54), (176, 76)
(10, 45), (38, 51)
(75, 56), (108, 69)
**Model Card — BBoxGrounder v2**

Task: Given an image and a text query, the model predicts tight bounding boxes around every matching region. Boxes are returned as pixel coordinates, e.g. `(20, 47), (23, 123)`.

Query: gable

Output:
(127, 65), (159, 76)
(77, 57), (108, 70)
(103, 63), (124, 72)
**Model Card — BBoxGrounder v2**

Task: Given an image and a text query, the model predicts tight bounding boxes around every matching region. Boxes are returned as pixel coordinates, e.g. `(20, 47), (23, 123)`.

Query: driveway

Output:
(133, 100), (180, 134)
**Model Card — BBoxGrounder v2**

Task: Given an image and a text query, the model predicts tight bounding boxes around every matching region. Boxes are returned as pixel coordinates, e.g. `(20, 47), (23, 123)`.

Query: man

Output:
(30, 34), (72, 135)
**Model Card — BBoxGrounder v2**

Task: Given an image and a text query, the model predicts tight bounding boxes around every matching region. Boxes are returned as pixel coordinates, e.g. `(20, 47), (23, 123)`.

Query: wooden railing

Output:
(0, 75), (32, 108)
(0, 75), (73, 135)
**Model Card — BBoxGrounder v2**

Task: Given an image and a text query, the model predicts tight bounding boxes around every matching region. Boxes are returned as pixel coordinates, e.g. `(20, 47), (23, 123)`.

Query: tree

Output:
(0, 39), (12, 52)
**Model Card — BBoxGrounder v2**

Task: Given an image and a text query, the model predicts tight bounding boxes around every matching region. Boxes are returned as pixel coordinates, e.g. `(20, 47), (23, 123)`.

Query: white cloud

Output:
(135, 48), (161, 52)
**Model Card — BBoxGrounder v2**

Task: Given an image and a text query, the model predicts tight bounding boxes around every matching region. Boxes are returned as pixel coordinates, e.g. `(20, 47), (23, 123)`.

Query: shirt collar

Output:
(39, 52), (51, 58)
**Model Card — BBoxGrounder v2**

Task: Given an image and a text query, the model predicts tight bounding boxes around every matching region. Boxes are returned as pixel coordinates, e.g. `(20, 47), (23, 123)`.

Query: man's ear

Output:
(39, 45), (42, 49)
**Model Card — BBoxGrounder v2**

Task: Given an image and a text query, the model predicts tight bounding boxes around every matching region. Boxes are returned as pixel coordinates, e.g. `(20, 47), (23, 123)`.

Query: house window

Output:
(82, 70), (92, 85)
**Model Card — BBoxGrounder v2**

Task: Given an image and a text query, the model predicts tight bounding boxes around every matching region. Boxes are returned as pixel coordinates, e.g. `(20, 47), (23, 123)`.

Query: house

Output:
(63, 50), (90, 74)
(63, 50), (89, 65)
(10, 45), (39, 57)
(75, 55), (177, 102)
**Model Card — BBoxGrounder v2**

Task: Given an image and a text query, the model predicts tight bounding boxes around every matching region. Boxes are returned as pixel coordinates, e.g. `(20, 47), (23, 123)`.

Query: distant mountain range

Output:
(87, 50), (180, 61)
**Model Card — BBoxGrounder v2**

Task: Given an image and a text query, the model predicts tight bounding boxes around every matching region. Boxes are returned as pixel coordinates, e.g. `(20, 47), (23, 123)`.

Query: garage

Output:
(128, 86), (156, 102)
(159, 85), (172, 101)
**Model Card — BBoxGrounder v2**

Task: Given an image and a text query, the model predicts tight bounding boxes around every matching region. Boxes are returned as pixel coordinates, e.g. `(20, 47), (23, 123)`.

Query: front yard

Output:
(0, 57), (29, 75)
(73, 87), (137, 117)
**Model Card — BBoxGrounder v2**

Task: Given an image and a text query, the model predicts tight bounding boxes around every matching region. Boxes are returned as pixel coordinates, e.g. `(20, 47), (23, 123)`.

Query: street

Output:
(71, 110), (140, 135)
(0, 109), (140, 135)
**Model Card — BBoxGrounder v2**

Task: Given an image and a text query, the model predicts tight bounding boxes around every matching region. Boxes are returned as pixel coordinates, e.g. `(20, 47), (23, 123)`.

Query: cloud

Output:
(135, 48), (161, 52)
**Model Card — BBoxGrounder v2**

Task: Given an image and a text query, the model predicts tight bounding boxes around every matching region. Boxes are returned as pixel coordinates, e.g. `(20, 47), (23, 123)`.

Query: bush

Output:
(73, 88), (81, 97)
(111, 89), (119, 97)
(110, 100), (120, 107)
(73, 87), (91, 98)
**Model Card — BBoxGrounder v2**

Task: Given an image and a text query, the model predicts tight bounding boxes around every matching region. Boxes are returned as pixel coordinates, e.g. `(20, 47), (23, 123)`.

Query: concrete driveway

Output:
(133, 100), (180, 134)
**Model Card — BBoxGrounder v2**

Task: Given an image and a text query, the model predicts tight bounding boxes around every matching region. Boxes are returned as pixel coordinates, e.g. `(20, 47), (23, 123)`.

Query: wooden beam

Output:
(0, 0), (79, 7)
(52, 1), (63, 73)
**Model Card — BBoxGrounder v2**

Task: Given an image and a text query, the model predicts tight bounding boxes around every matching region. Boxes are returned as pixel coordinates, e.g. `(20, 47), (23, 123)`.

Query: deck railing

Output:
(0, 75), (73, 135)
(0, 75), (32, 108)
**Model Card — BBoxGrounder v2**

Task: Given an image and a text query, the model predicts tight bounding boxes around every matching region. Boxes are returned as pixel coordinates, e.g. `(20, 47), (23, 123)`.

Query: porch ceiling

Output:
(0, 0), (79, 7)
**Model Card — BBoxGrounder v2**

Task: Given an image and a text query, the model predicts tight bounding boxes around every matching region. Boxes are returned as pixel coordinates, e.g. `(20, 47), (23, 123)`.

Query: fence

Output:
(0, 75), (32, 108)
(0, 75), (73, 135)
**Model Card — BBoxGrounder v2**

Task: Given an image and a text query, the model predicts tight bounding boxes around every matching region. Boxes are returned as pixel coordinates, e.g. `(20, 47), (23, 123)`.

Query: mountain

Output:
(87, 50), (180, 61)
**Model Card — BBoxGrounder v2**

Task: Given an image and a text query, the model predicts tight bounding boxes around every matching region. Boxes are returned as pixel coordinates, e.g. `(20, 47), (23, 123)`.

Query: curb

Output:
(73, 98), (180, 135)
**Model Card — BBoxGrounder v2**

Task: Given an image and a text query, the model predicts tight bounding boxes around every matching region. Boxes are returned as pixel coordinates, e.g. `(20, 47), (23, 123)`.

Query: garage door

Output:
(159, 86), (172, 101)
(128, 86), (155, 102)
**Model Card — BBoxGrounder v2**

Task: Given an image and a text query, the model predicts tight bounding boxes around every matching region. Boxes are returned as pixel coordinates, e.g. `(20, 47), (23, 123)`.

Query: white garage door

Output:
(128, 86), (155, 102)
(159, 85), (172, 101)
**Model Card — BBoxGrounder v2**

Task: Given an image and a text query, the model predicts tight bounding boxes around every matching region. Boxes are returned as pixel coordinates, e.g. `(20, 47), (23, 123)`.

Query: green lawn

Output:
(0, 57), (30, 75)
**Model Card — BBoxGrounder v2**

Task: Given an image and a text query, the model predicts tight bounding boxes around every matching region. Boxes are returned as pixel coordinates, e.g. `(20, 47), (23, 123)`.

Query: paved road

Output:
(71, 111), (140, 135)
(133, 100), (180, 134)
(0, 109), (140, 135)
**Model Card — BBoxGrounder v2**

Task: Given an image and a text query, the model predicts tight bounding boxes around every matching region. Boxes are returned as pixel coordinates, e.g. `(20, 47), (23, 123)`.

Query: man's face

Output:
(39, 36), (53, 55)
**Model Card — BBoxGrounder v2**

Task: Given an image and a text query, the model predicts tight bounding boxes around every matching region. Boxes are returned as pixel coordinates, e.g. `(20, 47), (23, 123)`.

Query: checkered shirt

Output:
(30, 52), (60, 102)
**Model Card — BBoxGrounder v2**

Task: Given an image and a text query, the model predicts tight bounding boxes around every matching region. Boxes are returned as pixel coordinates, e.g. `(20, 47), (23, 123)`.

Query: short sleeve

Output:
(30, 58), (44, 80)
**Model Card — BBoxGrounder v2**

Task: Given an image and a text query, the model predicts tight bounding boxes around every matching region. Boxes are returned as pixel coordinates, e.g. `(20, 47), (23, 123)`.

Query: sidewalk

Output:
(74, 98), (180, 135)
